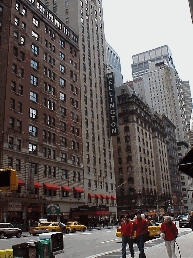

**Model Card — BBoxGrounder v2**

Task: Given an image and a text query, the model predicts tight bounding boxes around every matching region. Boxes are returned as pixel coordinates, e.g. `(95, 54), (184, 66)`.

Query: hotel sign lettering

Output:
(107, 73), (119, 136)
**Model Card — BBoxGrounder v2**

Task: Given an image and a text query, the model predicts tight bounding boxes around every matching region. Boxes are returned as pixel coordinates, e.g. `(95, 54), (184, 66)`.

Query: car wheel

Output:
(32, 233), (36, 236)
(0, 232), (5, 239)
(16, 231), (22, 238)
(72, 228), (76, 233)
(65, 228), (70, 234)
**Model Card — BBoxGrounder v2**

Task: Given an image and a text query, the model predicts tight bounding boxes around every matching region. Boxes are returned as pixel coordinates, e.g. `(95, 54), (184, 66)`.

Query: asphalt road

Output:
(0, 223), (191, 258)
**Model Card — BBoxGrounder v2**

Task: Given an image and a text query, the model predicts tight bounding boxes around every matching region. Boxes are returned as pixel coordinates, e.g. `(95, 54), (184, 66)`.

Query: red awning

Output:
(106, 195), (111, 199)
(73, 187), (84, 193)
(101, 194), (106, 199)
(34, 182), (42, 188)
(44, 183), (60, 190)
(61, 185), (72, 192)
(18, 179), (25, 186)
(88, 193), (95, 198)
(95, 194), (101, 199)
(111, 195), (117, 200)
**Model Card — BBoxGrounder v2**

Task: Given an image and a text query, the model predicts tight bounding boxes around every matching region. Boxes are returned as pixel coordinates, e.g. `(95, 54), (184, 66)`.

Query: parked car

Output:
(0, 223), (22, 239)
(179, 215), (190, 228)
(66, 221), (87, 233)
(29, 221), (70, 235)
(116, 220), (161, 240)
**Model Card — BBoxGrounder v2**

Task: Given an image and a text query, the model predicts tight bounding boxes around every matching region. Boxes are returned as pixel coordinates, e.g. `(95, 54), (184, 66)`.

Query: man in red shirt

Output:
(121, 215), (134, 258)
(133, 211), (148, 258)
(160, 216), (178, 258)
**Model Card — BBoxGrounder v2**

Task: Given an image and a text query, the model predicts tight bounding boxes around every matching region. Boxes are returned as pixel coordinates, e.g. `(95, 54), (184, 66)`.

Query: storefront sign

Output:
(46, 203), (61, 215)
(8, 202), (22, 211)
(106, 72), (119, 136)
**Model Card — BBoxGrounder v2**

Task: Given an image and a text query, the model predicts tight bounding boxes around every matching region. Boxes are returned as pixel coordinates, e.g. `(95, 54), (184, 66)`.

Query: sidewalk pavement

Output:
(144, 231), (193, 258)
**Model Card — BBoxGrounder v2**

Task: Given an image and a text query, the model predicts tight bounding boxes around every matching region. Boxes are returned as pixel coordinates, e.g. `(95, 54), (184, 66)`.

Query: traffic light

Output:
(0, 168), (18, 191)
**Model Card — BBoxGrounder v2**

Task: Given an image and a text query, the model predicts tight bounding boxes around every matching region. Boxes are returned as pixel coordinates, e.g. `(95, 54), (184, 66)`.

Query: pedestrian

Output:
(133, 211), (148, 258)
(121, 214), (134, 258)
(160, 216), (178, 258)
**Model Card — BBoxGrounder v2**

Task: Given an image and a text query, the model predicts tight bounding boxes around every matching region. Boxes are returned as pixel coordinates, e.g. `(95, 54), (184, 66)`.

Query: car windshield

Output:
(40, 223), (51, 226)
(67, 222), (72, 226)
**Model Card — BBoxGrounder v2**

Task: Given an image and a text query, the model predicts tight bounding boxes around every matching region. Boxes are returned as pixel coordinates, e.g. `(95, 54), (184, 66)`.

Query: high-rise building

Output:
(106, 42), (123, 88)
(132, 45), (192, 144)
(42, 0), (117, 220)
(113, 84), (172, 215)
(132, 45), (192, 212)
(188, 0), (193, 23)
(0, 0), (83, 223)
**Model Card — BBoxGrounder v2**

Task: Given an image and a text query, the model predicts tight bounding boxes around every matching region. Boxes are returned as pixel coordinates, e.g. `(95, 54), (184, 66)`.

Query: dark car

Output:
(179, 215), (190, 228)
(0, 223), (22, 239)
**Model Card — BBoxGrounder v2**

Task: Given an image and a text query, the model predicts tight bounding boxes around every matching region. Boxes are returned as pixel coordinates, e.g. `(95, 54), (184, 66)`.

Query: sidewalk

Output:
(144, 231), (193, 258)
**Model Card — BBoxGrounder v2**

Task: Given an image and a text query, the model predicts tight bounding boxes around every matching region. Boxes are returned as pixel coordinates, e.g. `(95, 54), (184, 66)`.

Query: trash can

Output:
(12, 242), (38, 258)
(38, 239), (52, 258)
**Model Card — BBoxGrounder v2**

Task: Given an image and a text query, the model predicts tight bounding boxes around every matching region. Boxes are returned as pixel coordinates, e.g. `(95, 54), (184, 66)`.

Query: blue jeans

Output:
(122, 236), (134, 258)
(136, 234), (146, 258)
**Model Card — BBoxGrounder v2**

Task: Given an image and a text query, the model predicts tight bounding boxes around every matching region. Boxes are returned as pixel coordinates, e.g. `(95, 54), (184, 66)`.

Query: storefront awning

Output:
(95, 194), (101, 199)
(106, 195), (111, 199)
(18, 179), (25, 186)
(88, 193), (95, 198)
(61, 185), (72, 191)
(44, 183), (60, 190)
(101, 194), (106, 199)
(111, 195), (116, 200)
(34, 182), (42, 188)
(73, 187), (84, 193)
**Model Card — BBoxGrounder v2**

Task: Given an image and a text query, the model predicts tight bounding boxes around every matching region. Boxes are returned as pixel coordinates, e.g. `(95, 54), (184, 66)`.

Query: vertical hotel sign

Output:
(107, 72), (119, 136)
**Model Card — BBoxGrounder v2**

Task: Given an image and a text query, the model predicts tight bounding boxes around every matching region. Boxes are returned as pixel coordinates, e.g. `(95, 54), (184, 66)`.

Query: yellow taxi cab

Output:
(66, 221), (87, 233)
(116, 220), (161, 239)
(29, 220), (70, 235)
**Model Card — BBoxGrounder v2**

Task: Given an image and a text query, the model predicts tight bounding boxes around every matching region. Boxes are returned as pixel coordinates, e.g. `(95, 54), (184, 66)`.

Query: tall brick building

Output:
(0, 0), (83, 223)
(113, 85), (172, 216)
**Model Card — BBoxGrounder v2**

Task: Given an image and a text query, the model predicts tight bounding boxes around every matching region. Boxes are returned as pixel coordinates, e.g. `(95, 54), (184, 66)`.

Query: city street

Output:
(0, 223), (193, 257)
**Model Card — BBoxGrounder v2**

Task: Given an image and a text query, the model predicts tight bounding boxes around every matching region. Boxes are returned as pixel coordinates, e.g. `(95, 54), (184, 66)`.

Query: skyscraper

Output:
(42, 0), (117, 220)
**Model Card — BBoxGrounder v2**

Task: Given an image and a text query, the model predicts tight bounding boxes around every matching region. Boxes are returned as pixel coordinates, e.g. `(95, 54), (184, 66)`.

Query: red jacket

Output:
(121, 221), (134, 237)
(133, 218), (148, 237)
(161, 222), (178, 241)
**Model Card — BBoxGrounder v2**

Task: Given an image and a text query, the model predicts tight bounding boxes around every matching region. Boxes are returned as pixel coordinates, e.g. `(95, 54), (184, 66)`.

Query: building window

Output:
(29, 107), (37, 119)
(18, 85), (23, 95)
(60, 52), (65, 60)
(61, 152), (67, 162)
(60, 77), (66, 87)
(13, 46), (18, 56)
(16, 159), (21, 172)
(9, 117), (14, 128)
(15, 17), (19, 26)
(61, 169), (68, 179)
(18, 68), (24, 78)
(8, 137), (14, 149)
(60, 92), (66, 102)
(29, 143), (37, 154)
(21, 22), (26, 30)
(8, 157), (13, 168)
(17, 120), (22, 131)
(16, 139), (21, 151)
(11, 81), (16, 92)
(10, 98), (15, 110)
(60, 107), (66, 116)
(31, 74), (38, 86)
(32, 30), (39, 41)
(12, 64), (17, 74)
(60, 64), (65, 73)
(32, 17), (39, 27)
(31, 59), (38, 70)
(60, 39), (65, 48)
(29, 125), (38, 136)
(20, 36), (25, 45)
(32, 44), (39, 55)
(30, 91), (38, 102)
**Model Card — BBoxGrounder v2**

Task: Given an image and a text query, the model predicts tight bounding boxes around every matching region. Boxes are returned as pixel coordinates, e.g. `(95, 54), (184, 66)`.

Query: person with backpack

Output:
(160, 216), (178, 258)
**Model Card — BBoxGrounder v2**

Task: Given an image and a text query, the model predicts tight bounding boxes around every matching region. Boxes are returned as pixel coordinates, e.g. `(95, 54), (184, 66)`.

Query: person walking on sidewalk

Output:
(133, 211), (148, 258)
(121, 214), (134, 258)
(160, 216), (178, 258)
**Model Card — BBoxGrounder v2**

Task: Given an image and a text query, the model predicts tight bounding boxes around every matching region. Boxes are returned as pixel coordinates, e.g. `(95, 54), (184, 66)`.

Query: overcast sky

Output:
(102, 0), (193, 97)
